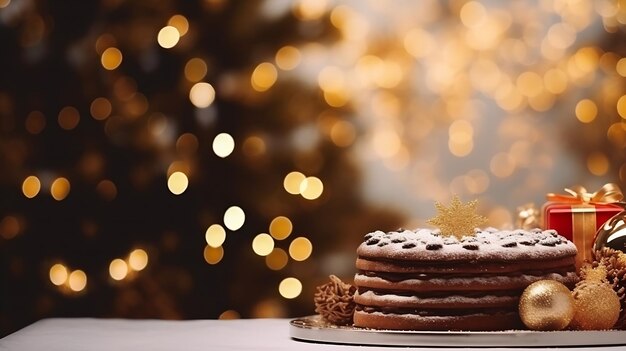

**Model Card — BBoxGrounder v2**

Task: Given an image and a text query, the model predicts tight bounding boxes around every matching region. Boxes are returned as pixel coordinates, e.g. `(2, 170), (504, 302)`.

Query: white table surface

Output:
(1, 318), (625, 351)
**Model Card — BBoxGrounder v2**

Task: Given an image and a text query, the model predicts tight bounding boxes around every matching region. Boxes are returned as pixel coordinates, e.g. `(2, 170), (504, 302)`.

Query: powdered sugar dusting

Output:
(358, 228), (576, 262)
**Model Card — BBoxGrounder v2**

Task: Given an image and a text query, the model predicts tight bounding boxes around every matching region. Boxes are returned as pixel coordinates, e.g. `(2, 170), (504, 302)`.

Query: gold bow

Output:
(546, 183), (624, 205)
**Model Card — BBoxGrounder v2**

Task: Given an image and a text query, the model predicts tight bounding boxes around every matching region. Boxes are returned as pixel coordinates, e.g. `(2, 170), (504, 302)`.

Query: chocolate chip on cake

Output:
(402, 242), (416, 249)
(462, 243), (479, 250)
(391, 237), (406, 243)
(377, 241), (389, 247)
(540, 237), (559, 246)
(366, 238), (380, 245)
(364, 233), (374, 240)
(501, 241), (517, 248)
(425, 243), (443, 250)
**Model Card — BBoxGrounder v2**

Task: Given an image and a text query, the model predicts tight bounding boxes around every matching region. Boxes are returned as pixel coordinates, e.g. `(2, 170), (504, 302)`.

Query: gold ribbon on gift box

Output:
(546, 183), (624, 267)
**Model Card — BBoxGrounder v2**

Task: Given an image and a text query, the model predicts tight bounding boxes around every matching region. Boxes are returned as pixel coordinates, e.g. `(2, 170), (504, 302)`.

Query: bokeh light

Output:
(265, 248), (289, 271)
(167, 171), (189, 195)
(299, 176), (323, 200)
(575, 99), (597, 123)
(205, 224), (226, 248)
(50, 177), (70, 201)
(223, 206), (245, 231)
(189, 82), (215, 108)
(251, 62), (277, 91)
(184, 58), (208, 82)
(252, 233), (274, 256)
(269, 216), (292, 240)
(212, 133), (235, 158)
(109, 259), (128, 281)
(168, 15), (189, 36)
(275, 46), (301, 70)
(283, 171), (305, 195)
(101, 47), (122, 70)
(58, 106), (80, 130)
(22, 176), (41, 198)
(278, 277), (302, 299)
(203, 245), (224, 265)
(157, 26), (180, 49)
(288, 237), (313, 261)
(90, 97), (112, 120)
(68, 270), (87, 292)
(49, 264), (68, 286)
(219, 310), (241, 320)
(128, 249), (148, 271)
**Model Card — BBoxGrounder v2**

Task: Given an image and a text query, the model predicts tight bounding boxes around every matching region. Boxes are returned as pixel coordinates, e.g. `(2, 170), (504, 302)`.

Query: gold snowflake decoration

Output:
(427, 196), (487, 239)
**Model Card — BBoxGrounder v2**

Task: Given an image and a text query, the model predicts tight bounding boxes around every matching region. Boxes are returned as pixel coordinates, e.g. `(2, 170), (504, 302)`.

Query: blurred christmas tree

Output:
(0, 0), (401, 336)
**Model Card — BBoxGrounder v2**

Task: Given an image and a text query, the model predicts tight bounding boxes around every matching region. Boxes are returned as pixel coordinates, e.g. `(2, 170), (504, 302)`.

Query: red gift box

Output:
(542, 184), (623, 268)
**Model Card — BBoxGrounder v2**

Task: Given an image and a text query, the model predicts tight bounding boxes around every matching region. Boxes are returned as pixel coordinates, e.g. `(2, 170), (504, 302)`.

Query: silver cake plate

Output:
(290, 315), (626, 348)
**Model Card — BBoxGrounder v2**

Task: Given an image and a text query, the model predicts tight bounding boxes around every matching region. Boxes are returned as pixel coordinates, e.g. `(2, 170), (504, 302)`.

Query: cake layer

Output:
(356, 256), (575, 274)
(353, 309), (522, 331)
(355, 290), (518, 309)
(357, 228), (577, 262)
(354, 271), (579, 292)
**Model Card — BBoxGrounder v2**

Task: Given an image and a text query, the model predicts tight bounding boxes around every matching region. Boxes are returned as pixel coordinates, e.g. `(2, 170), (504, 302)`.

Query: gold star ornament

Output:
(427, 195), (487, 239)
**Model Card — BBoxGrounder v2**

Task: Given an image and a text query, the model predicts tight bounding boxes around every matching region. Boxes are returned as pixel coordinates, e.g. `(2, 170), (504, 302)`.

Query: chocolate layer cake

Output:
(353, 228), (578, 331)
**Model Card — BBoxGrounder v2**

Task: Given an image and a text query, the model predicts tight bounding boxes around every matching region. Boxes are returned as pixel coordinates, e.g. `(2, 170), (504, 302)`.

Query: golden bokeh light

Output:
(618, 95), (626, 119)
(96, 179), (117, 201)
(288, 237), (312, 261)
(269, 216), (293, 240)
(283, 171), (306, 195)
(516, 71), (544, 97)
(189, 82), (215, 108)
(265, 248), (288, 271)
(176, 133), (199, 155)
(68, 270), (87, 292)
(157, 26), (180, 49)
(101, 47), (122, 70)
(49, 264), (68, 286)
(168, 15), (189, 36)
(51, 177), (70, 201)
(219, 310), (241, 320)
(251, 62), (278, 92)
(25, 110), (46, 134)
(0, 0), (11, 9)
(252, 233), (274, 256)
(329, 120), (356, 147)
(488, 207), (513, 228)
(575, 99), (597, 123)
(22, 175), (41, 198)
(460, 1), (487, 28)
(587, 152), (609, 176)
(184, 58), (208, 82)
(293, 0), (327, 20)
(299, 176), (323, 200)
(242, 136), (266, 157)
(205, 224), (226, 248)
(275, 46), (301, 70)
(278, 277), (302, 299)
(212, 133), (235, 158)
(90, 97), (112, 120)
(490, 153), (516, 178)
(58, 106), (80, 130)
(543, 69), (568, 94)
(223, 206), (245, 231)
(0, 216), (19, 239)
(204, 245), (224, 265)
(128, 249), (148, 271)
(109, 258), (128, 281)
(372, 129), (401, 158)
(404, 28), (434, 58)
(167, 171), (189, 195)
(617, 58), (626, 77)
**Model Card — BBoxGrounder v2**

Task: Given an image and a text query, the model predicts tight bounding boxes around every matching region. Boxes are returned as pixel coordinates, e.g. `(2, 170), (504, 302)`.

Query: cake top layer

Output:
(357, 228), (577, 262)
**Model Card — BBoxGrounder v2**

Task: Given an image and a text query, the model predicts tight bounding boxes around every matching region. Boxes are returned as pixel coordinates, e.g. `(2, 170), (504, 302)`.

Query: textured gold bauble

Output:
(518, 280), (575, 331)
(594, 210), (626, 254)
(570, 281), (620, 330)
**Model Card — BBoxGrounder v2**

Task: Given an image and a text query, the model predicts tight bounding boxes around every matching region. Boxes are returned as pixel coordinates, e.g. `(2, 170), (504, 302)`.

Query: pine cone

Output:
(592, 248), (626, 329)
(314, 275), (356, 325)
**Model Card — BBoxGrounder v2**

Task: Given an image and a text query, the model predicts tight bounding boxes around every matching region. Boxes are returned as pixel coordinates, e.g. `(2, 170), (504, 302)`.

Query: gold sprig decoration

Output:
(427, 195), (487, 240)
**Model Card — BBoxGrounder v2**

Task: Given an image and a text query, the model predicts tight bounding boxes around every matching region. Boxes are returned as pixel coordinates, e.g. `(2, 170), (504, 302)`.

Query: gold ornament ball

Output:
(570, 282), (620, 330)
(519, 280), (575, 331)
